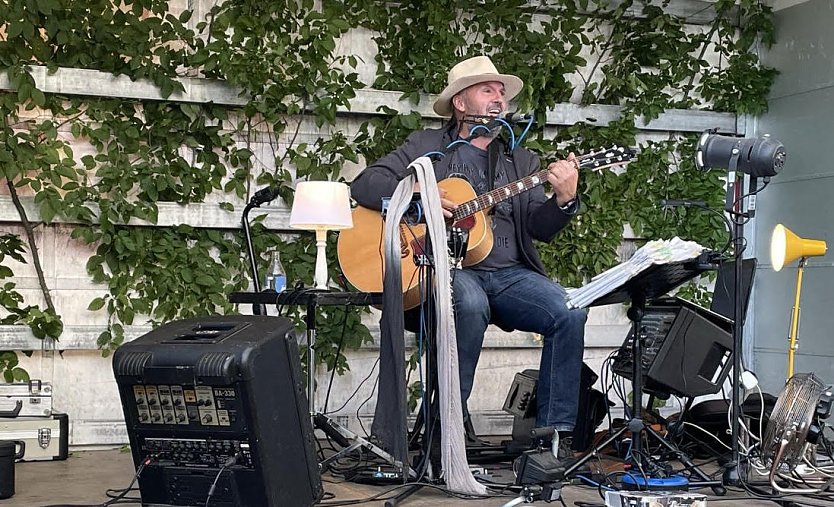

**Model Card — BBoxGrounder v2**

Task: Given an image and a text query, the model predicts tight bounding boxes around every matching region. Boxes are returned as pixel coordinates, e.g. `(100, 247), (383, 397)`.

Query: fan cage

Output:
(762, 372), (826, 468)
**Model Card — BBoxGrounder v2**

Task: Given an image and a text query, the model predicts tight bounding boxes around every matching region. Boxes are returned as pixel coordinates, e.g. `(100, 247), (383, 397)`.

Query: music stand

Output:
(560, 257), (726, 494)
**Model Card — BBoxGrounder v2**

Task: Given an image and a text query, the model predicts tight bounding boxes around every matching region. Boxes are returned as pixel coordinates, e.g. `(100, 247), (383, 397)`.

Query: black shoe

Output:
(529, 435), (575, 464)
(513, 437), (574, 486)
(556, 436), (574, 461)
(514, 436), (581, 485)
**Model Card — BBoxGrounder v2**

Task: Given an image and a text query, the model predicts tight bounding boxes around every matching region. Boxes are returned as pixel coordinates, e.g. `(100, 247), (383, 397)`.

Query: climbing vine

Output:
(0, 0), (776, 381)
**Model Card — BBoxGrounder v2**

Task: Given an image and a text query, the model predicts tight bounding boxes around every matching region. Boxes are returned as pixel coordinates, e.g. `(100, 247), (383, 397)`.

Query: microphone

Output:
(500, 111), (534, 123)
(660, 198), (706, 208)
(465, 112), (534, 126)
(250, 185), (280, 207)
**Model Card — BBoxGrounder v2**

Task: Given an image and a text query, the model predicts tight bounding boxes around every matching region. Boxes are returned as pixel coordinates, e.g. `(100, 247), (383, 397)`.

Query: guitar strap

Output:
(487, 140), (499, 192)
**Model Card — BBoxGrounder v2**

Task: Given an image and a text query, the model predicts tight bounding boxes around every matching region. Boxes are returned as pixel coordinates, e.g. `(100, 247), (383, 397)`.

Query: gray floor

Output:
(0, 448), (787, 506)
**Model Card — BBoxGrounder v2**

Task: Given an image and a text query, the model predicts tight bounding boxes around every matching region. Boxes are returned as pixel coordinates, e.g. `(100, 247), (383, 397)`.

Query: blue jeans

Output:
(453, 265), (587, 431)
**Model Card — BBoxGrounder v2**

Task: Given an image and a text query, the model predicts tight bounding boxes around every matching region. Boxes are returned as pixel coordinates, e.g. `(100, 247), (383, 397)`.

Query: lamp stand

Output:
(787, 257), (806, 378)
(314, 229), (329, 290)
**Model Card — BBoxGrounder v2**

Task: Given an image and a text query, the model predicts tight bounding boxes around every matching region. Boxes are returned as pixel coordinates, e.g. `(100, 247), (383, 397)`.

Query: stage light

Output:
(770, 224), (827, 377)
(289, 181), (353, 289)
(695, 133), (786, 177)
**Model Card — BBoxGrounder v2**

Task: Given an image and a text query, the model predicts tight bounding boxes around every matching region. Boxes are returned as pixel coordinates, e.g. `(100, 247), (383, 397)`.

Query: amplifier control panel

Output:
(131, 384), (243, 430)
(142, 437), (254, 469)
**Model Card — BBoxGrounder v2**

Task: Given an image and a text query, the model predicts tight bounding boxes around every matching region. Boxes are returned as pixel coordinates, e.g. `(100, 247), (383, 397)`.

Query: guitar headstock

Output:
(578, 145), (636, 171)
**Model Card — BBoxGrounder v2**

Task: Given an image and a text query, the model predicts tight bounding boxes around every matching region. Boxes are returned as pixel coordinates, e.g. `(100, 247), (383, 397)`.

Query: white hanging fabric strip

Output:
(384, 156), (486, 495)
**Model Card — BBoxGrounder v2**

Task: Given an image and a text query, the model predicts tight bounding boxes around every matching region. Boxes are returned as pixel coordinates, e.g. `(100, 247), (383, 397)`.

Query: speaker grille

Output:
(112, 351), (152, 376)
(195, 352), (236, 379)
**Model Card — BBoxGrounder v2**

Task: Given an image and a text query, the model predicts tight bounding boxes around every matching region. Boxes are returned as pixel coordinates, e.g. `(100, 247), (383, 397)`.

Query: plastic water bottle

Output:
(265, 251), (287, 292)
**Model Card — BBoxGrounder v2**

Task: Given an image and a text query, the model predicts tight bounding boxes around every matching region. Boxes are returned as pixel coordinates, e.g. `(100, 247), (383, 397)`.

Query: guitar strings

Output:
(448, 147), (632, 221)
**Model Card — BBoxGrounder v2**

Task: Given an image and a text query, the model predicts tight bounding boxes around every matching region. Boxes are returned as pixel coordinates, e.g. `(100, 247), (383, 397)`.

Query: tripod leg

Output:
(563, 425), (630, 478)
(644, 425), (726, 495)
(315, 413), (413, 478)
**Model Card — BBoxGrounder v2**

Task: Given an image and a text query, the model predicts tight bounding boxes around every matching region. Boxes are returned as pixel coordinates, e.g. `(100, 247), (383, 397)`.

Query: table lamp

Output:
(770, 224), (827, 377)
(289, 181), (353, 290)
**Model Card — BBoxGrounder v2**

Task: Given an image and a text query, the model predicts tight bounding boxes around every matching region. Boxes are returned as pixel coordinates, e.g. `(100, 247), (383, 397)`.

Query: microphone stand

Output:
(241, 187), (279, 315)
(241, 202), (263, 315)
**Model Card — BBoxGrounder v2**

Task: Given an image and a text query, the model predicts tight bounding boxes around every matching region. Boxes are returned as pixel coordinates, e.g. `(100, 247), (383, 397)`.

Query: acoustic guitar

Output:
(337, 146), (634, 309)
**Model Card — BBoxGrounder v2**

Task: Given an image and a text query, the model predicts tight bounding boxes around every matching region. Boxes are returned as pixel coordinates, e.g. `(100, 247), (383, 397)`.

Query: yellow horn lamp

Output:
(770, 224), (827, 377)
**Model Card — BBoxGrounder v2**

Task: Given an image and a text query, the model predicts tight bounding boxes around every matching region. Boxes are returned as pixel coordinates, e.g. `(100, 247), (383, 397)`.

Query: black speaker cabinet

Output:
(112, 315), (322, 507)
(612, 297), (734, 398)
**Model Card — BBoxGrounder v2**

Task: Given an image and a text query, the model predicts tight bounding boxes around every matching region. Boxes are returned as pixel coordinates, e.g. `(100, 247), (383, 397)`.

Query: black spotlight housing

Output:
(695, 133), (786, 177)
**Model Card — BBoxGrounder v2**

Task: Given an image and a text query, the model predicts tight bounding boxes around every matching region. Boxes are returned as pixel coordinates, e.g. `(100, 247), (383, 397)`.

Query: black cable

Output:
(325, 357), (379, 415)
(104, 483), (141, 502)
(323, 303), (351, 413)
(39, 456), (151, 507)
(326, 446), (374, 478)
(404, 258), (439, 484)
(355, 375), (379, 438)
(729, 177), (771, 219)
(601, 351), (619, 433)
(205, 453), (240, 507)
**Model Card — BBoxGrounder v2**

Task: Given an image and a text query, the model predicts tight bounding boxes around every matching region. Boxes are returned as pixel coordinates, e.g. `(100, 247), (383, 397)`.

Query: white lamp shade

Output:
(289, 181), (353, 231)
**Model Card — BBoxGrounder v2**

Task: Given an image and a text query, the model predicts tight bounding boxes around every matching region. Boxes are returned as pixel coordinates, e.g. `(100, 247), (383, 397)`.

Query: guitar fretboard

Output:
(451, 147), (630, 222)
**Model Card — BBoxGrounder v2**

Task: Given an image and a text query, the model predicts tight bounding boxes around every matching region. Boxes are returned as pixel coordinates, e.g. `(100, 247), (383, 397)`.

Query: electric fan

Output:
(761, 373), (832, 491)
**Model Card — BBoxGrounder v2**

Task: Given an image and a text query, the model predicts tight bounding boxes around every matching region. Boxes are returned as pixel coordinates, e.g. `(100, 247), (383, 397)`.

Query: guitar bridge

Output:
(448, 227), (469, 263)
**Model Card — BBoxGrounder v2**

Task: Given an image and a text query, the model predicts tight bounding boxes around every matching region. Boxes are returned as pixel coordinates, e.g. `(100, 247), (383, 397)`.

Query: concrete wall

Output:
(753, 0), (834, 393)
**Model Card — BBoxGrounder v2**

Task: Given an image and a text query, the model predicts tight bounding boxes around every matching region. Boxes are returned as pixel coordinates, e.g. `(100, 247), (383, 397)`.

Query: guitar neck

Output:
(451, 168), (550, 222)
(450, 147), (630, 222)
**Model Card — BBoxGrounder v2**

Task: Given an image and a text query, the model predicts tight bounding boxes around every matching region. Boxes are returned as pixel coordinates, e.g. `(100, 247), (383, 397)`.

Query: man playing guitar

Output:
(348, 55), (587, 463)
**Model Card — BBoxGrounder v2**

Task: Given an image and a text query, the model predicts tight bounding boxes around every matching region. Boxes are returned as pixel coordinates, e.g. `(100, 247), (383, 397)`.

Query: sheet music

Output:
(565, 237), (705, 309)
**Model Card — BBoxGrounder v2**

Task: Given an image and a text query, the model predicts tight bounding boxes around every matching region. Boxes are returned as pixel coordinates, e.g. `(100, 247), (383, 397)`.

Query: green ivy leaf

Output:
(11, 367), (30, 382)
(195, 275), (214, 287)
(88, 298), (106, 311)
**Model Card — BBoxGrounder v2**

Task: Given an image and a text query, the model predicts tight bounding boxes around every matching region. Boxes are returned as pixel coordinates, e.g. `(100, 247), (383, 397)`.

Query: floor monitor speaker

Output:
(113, 315), (322, 507)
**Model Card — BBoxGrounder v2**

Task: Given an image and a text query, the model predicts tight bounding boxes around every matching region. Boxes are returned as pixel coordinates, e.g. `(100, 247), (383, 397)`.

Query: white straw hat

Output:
(432, 55), (524, 117)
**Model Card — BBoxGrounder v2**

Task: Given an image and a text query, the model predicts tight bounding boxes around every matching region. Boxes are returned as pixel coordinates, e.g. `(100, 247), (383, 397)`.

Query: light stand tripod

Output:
(693, 132), (785, 485)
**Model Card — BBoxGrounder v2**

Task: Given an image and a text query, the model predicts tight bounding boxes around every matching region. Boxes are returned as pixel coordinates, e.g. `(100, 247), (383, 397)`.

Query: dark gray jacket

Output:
(350, 121), (576, 276)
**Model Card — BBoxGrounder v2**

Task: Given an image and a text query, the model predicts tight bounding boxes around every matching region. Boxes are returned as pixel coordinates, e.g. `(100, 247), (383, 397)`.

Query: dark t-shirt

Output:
(442, 143), (522, 270)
